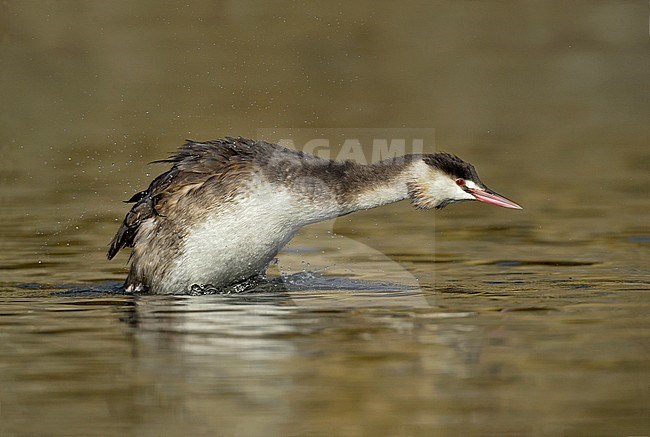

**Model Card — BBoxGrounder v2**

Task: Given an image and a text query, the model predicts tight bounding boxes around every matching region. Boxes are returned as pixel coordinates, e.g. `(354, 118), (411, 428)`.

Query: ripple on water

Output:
(11, 272), (418, 297)
(481, 260), (599, 267)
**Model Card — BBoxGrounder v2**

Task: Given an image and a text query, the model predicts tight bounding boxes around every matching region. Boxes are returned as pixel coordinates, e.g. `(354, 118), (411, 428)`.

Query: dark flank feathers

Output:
(107, 169), (180, 259)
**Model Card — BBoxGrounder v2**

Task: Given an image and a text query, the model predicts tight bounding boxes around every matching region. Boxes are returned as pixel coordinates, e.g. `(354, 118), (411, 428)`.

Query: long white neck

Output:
(273, 156), (429, 223)
(340, 168), (413, 213)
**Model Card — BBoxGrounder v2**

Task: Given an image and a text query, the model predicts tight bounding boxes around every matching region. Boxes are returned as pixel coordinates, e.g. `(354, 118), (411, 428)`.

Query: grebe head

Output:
(408, 153), (522, 210)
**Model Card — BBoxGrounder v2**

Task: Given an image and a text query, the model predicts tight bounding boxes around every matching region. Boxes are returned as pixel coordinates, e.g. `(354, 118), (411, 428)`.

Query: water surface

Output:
(1, 2), (649, 436)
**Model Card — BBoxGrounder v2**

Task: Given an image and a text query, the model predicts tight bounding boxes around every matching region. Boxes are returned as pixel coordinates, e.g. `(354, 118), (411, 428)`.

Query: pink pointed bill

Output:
(468, 188), (522, 209)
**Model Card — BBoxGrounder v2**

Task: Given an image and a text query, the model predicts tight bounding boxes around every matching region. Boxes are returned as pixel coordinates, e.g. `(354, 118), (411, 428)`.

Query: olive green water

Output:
(1, 2), (649, 436)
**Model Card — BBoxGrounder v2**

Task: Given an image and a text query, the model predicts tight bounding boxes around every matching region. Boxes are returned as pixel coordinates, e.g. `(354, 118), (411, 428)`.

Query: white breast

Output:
(161, 183), (336, 292)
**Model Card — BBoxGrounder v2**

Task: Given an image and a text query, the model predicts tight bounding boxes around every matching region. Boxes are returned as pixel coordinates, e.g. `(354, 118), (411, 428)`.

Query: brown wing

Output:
(107, 137), (261, 260)
(107, 167), (179, 259)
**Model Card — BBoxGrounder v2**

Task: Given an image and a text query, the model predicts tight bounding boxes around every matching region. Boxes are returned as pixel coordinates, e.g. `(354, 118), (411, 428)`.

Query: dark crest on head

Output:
(423, 153), (483, 185)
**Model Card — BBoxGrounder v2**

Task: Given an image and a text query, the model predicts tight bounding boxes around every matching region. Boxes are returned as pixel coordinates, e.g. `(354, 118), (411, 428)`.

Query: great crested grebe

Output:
(108, 137), (521, 294)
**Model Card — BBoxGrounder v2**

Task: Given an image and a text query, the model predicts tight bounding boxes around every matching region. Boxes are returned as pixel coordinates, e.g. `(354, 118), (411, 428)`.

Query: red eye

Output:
(456, 179), (465, 186)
